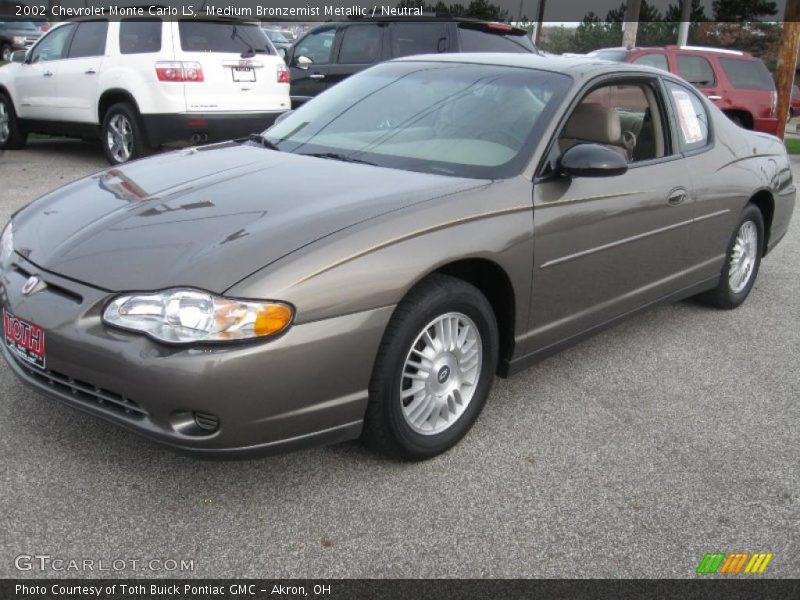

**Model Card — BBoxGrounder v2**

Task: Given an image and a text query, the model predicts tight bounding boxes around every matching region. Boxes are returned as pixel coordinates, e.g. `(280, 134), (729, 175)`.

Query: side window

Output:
(29, 24), (75, 63)
(294, 28), (335, 65)
(389, 23), (447, 58)
(676, 54), (715, 87)
(338, 25), (383, 65)
(632, 53), (668, 71)
(666, 81), (710, 151)
(558, 82), (667, 163)
(68, 20), (108, 59)
(119, 19), (162, 54)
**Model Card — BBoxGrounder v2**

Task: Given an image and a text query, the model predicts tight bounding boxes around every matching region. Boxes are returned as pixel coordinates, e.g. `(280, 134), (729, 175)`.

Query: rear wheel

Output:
(0, 93), (27, 150)
(700, 204), (764, 309)
(101, 102), (148, 164)
(362, 274), (499, 459)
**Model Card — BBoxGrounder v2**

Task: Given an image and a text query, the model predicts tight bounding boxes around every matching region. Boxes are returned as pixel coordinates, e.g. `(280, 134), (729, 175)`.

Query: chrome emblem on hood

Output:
(21, 276), (43, 296)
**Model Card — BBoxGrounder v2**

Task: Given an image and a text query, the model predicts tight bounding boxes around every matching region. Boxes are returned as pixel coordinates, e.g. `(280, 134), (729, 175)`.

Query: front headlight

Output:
(0, 221), (13, 269)
(12, 36), (26, 46)
(103, 288), (294, 344)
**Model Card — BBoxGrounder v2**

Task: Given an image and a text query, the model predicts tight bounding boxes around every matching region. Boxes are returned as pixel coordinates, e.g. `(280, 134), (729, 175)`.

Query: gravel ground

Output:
(0, 140), (798, 579)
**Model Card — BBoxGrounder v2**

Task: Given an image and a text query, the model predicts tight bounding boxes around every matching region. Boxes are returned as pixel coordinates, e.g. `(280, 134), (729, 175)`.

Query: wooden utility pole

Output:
(622, 0), (641, 49)
(774, 0), (800, 139)
(534, 0), (546, 46)
(677, 0), (691, 46)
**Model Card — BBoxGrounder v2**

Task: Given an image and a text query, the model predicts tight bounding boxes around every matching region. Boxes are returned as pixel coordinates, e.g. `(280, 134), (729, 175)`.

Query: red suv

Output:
(589, 45), (779, 135)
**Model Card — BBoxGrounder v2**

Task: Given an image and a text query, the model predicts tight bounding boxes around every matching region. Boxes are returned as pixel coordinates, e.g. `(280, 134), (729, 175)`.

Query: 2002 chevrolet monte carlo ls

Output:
(0, 54), (795, 459)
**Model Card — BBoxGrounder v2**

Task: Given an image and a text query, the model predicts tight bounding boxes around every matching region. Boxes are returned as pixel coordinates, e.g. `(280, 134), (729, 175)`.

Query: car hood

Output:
(12, 143), (484, 293)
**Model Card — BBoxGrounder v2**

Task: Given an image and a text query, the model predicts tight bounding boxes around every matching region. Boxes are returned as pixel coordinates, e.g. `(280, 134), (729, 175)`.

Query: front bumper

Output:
(1, 255), (393, 457)
(140, 111), (286, 148)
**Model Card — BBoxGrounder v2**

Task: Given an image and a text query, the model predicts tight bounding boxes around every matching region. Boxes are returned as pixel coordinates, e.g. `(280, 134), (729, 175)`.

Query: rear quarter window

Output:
(390, 23), (448, 57)
(119, 19), (162, 54)
(458, 26), (533, 53)
(719, 58), (775, 91)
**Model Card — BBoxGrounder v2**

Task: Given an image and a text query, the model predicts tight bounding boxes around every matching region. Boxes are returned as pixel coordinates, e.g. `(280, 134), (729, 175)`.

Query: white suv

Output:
(0, 17), (290, 163)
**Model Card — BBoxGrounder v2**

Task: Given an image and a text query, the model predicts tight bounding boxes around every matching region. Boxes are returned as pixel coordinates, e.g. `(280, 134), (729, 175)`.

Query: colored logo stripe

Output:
(697, 552), (773, 574)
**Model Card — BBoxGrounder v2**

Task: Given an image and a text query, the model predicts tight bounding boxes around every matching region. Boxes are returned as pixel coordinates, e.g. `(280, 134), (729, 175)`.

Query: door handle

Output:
(667, 189), (688, 206)
(309, 73), (325, 80)
(85, 68), (97, 75)
(706, 95), (722, 101)
(43, 71), (53, 77)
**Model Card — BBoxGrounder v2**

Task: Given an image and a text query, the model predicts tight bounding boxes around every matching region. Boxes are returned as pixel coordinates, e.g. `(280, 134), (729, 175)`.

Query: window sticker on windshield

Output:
(672, 89), (704, 144)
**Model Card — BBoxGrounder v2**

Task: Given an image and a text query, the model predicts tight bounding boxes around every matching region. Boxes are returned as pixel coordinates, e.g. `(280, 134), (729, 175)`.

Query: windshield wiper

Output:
(304, 152), (376, 166)
(241, 133), (281, 151)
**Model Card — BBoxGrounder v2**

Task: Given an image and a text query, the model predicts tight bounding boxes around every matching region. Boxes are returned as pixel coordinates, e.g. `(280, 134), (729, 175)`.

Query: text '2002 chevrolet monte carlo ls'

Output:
(0, 54), (795, 459)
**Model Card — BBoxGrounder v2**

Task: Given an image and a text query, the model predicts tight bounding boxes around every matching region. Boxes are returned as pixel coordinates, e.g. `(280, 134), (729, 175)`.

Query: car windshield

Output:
(266, 30), (289, 44)
(264, 61), (570, 178)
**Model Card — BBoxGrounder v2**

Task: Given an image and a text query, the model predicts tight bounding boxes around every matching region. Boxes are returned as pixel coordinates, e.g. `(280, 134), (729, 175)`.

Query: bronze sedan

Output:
(0, 54), (795, 459)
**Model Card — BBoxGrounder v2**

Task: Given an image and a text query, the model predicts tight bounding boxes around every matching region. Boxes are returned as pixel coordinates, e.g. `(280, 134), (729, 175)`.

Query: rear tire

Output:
(101, 102), (148, 164)
(0, 92), (27, 150)
(699, 204), (764, 310)
(362, 274), (499, 460)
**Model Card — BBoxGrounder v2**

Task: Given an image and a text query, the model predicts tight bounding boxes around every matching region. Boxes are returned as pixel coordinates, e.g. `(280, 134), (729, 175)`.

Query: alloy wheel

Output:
(400, 312), (482, 435)
(729, 220), (758, 294)
(0, 99), (10, 144)
(107, 113), (133, 163)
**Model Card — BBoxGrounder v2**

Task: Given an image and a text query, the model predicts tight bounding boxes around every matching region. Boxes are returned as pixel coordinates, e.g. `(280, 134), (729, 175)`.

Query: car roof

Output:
(391, 52), (670, 81)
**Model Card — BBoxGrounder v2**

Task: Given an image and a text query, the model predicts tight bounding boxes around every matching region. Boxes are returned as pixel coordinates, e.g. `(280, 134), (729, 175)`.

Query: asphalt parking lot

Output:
(0, 139), (798, 579)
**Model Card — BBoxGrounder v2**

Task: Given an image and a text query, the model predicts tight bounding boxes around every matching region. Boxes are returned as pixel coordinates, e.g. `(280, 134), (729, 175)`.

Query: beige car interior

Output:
(559, 82), (666, 163)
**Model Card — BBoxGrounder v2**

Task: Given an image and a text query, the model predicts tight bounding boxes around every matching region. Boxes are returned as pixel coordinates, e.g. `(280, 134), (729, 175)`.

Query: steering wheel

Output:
(622, 130), (637, 152)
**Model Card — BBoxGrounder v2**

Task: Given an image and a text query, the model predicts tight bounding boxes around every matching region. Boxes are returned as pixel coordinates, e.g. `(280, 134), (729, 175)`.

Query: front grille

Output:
(15, 357), (147, 420)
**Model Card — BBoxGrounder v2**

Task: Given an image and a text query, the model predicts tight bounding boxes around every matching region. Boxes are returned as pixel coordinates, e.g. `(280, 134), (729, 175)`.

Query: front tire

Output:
(0, 92), (28, 150)
(101, 102), (148, 164)
(362, 274), (499, 460)
(700, 204), (764, 309)
(1, 45), (13, 63)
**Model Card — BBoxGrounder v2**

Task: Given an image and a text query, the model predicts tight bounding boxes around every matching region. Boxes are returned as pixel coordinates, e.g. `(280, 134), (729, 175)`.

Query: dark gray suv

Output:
(287, 17), (537, 105)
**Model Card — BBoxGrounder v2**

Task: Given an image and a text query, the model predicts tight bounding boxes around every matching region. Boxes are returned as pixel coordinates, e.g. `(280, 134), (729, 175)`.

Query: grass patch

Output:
(785, 137), (800, 155)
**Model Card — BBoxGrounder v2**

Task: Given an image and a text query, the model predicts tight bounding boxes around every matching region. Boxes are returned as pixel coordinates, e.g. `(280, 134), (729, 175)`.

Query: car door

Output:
(662, 79), (738, 282)
(54, 20), (108, 123)
(526, 77), (698, 354)
(14, 23), (75, 120)
(325, 23), (387, 88)
(288, 26), (338, 104)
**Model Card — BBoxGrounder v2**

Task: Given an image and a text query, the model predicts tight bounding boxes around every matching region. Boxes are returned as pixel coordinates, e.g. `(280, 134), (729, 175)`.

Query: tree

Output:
(712, 0), (778, 21)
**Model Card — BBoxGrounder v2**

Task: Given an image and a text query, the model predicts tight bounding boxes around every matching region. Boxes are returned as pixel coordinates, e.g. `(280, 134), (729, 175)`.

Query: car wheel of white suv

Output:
(0, 92), (28, 150)
(101, 102), (148, 164)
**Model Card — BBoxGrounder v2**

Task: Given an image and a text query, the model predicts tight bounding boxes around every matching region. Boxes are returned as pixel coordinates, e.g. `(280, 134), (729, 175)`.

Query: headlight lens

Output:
(103, 289), (293, 344)
(12, 36), (25, 46)
(0, 221), (13, 269)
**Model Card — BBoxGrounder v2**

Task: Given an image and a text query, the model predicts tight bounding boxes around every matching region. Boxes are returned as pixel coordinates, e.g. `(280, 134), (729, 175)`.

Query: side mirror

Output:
(558, 143), (628, 178)
(296, 55), (312, 70)
(11, 50), (27, 63)
(274, 110), (294, 125)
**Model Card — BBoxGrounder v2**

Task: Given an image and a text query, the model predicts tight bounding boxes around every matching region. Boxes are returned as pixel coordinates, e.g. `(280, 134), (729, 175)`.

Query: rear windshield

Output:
(719, 58), (775, 91)
(179, 21), (273, 54)
(458, 24), (535, 53)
